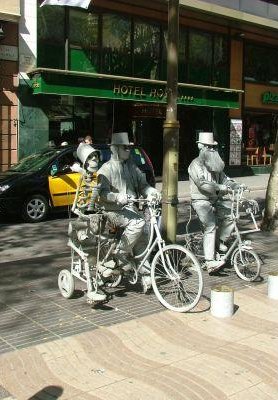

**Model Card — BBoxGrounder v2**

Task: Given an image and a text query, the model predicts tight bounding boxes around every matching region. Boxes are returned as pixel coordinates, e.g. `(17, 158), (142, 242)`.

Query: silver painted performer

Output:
(97, 132), (161, 292)
(188, 131), (244, 273)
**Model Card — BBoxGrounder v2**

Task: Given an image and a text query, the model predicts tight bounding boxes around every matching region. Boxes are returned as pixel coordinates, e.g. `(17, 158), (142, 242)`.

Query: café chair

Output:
(261, 146), (272, 165)
(251, 147), (260, 165)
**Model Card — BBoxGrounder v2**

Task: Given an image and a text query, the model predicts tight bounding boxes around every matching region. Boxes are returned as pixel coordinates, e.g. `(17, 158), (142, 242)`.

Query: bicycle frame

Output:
(132, 200), (179, 279)
(63, 199), (204, 311)
(185, 187), (260, 264)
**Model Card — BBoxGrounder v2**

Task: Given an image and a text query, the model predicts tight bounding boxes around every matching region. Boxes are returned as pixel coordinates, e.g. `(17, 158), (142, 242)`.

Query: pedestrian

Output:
(188, 131), (244, 273)
(84, 135), (93, 144)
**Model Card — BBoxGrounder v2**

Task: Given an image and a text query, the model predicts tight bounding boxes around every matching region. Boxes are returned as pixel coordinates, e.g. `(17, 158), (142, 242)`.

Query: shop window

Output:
(37, 5), (65, 69)
(102, 14), (131, 76)
(69, 10), (99, 73)
(243, 114), (275, 166)
(213, 35), (229, 87)
(188, 31), (212, 85)
(133, 21), (160, 79)
(245, 44), (278, 84)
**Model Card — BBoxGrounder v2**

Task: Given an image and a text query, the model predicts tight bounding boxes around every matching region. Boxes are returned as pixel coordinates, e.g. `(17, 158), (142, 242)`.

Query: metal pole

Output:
(161, 0), (180, 243)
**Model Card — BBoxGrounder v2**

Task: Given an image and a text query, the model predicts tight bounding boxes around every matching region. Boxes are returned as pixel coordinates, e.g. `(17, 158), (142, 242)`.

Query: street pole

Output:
(161, 0), (179, 243)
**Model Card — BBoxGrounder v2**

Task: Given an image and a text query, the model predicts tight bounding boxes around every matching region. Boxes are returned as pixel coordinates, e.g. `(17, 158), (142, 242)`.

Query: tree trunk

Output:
(261, 120), (278, 231)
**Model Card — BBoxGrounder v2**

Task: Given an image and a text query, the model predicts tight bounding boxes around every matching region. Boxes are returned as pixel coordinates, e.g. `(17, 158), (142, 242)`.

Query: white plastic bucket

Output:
(268, 272), (278, 300)
(211, 285), (234, 318)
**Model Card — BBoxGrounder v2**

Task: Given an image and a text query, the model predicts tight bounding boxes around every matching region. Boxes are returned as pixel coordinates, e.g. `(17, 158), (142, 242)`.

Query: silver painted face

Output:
(86, 152), (99, 172)
(117, 145), (131, 161)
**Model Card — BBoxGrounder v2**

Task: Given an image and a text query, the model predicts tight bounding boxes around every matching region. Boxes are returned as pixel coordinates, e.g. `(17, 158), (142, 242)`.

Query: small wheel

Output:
(233, 248), (261, 281)
(151, 244), (203, 313)
(185, 233), (203, 256)
(22, 194), (49, 223)
(58, 269), (75, 298)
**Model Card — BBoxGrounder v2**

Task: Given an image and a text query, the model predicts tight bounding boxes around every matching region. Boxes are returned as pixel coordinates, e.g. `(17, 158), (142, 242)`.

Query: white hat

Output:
(110, 132), (131, 146)
(197, 132), (218, 146)
(76, 143), (99, 165)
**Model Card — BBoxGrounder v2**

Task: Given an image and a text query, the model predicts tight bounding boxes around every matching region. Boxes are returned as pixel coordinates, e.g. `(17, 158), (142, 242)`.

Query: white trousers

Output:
(107, 207), (146, 253)
(192, 199), (234, 261)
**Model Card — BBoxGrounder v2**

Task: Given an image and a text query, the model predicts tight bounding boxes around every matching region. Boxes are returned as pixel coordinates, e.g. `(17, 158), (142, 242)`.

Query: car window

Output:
(97, 147), (146, 167)
(50, 152), (77, 175)
(9, 150), (60, 173)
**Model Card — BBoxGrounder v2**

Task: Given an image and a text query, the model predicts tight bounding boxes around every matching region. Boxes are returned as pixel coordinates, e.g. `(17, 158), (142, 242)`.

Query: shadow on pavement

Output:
(27, 385), (63, 399)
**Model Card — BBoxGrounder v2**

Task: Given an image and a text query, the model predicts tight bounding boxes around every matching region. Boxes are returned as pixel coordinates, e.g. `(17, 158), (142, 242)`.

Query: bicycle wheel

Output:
(184, 232), (203, 256)
(58, 269), (75, 299)
(151, 244), (203, 312)
(233, 248), (261, 281)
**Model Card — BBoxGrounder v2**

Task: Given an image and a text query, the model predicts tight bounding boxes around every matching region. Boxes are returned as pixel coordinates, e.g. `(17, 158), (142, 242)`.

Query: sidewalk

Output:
(0, 174), (269, 265)
(156, 173), (269, 200)
(1, 173), (277, 400)
(0, 280), (278, 400)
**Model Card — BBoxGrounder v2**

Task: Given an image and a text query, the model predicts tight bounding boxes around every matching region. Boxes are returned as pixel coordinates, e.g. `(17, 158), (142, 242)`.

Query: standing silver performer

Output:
(188, 131), (244, 273)
(97, 132), (161, 292)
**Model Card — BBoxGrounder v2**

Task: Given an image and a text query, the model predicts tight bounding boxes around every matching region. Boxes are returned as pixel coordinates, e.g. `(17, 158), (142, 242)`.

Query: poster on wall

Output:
(229, 119), (242, 165)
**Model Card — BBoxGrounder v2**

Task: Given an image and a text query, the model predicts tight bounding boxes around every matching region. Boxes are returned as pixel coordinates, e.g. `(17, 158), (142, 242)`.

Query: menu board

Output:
(229, 119), (242, 165)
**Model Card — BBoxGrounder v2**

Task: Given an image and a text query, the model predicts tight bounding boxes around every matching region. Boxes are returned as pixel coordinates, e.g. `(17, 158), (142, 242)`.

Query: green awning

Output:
(28, 68), (242, 109)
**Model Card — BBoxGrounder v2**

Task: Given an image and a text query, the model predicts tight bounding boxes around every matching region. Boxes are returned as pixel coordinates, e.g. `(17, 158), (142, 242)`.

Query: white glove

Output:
(116, 193), (128, 206)
(218, 184), (228, 195)
(70, 162), (83, 173)
(147, 189), (162, 202)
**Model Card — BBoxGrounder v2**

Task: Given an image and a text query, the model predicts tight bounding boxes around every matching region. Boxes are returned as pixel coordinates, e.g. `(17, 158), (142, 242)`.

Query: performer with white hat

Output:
(97, 132), (161, 292)
(188, 131), (244, 273)
(68, 142), (107, 302)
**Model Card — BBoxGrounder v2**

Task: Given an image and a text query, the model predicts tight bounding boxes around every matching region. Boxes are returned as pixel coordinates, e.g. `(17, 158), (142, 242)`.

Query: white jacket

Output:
(188, 157), (236, 202)
(98, 157), (155, 211)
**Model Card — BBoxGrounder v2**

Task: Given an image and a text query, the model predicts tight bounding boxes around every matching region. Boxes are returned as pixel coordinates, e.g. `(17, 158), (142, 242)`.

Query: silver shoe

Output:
(141, 275), (152, 293)
(206, 259), (225, 274)
(87, 291), (106, 302)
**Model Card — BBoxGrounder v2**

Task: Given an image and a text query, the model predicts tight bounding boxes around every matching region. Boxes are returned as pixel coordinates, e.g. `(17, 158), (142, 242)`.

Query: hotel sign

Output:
(113, 83), (194, 105)
(29, 70), (240, 109)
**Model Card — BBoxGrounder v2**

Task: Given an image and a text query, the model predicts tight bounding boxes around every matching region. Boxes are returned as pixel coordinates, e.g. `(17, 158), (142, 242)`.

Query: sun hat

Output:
(196, 132), (218, 146)
(76, 143), (100, 165)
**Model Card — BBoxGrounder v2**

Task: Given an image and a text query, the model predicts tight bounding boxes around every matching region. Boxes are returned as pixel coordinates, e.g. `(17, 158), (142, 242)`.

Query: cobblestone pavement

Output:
(0, 196), (269, 355)
(1, 182), (278, 399)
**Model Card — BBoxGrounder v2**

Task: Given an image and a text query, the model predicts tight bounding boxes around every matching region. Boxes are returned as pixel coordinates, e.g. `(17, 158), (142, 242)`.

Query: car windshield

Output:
(9, 149), (61, 173)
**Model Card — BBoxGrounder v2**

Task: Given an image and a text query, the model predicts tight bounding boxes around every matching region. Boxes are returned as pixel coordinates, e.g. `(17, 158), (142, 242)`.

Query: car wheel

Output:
(22, 194), (49, 223)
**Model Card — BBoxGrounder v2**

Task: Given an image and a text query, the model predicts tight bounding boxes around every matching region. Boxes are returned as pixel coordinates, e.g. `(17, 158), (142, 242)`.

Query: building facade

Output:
(0, 0), (20, 171)
(1, 0), (278, 175)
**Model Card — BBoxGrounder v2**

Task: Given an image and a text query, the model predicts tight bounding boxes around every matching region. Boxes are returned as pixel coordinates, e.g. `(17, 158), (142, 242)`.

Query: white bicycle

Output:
(58, 198), (203, 313)
(184, 187), (261, 282)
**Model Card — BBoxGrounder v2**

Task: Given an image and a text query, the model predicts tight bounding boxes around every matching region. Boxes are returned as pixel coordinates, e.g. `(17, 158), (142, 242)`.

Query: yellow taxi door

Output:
(48, 171), (81, 207)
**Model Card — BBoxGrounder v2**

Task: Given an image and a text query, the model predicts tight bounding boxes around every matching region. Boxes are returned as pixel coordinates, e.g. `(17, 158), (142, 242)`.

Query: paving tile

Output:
(0, 386), (14, 400)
